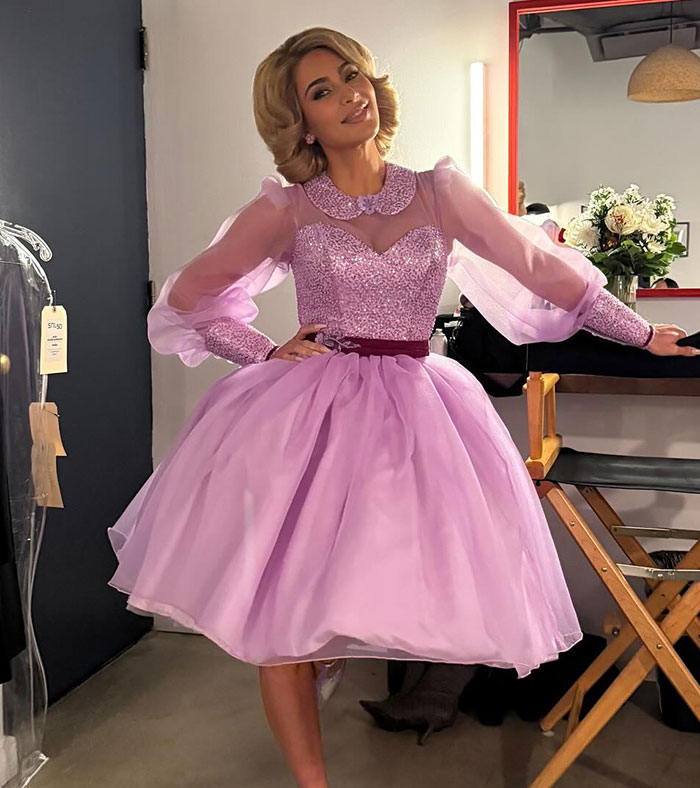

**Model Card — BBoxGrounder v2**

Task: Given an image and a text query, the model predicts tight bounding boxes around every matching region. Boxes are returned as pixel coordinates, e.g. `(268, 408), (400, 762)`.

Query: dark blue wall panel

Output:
(0, 0), (153, 702)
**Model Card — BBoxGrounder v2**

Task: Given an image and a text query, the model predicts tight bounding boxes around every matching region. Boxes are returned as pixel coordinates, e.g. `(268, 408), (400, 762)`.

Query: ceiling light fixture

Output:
(627, 7), (700, 103)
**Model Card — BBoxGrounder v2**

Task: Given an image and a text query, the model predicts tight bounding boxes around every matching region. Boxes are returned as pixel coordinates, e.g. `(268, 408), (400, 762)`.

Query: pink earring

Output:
(304, 132), (315, 144)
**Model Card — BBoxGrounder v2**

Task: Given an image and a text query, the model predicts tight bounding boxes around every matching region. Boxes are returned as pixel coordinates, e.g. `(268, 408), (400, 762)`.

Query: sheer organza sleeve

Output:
(433, 156), (609, 345)
(147, 175), (297, 367)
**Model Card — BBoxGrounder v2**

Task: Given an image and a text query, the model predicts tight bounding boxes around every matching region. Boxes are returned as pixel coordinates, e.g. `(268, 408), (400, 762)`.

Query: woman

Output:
(107, 27), (698, 788)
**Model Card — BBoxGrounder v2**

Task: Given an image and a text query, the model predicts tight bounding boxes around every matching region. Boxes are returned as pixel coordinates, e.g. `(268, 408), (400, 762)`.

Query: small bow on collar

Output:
(356, 194), (379, 214)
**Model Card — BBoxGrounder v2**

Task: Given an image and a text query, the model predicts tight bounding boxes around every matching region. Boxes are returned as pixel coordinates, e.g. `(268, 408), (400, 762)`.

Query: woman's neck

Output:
(325, 145), (386, 197)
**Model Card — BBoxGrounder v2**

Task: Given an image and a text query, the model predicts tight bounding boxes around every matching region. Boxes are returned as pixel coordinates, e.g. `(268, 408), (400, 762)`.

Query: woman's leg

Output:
(258, 662), (329, 788)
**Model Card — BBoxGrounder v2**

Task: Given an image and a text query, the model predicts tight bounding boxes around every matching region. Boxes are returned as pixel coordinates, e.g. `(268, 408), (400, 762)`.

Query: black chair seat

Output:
(545, 447), (700, 494)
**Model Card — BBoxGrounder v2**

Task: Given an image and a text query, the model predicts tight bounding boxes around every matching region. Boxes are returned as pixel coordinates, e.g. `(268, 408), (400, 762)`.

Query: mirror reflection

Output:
(518, 1), (700, 288)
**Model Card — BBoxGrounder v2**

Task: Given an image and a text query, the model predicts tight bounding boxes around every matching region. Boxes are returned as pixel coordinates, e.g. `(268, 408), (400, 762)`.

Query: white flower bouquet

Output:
(564, 184), (686, 281)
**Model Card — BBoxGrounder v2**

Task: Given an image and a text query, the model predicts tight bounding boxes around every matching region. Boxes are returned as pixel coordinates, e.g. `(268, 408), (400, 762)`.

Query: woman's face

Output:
(294, 48), (379, 153)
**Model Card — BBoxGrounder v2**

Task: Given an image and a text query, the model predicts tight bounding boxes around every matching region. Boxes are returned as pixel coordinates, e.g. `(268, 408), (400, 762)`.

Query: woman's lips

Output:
(343, 104), (370, 124)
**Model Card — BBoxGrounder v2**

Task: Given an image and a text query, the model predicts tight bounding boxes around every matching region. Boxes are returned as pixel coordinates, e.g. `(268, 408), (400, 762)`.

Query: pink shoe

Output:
(313, 658), (347, 708)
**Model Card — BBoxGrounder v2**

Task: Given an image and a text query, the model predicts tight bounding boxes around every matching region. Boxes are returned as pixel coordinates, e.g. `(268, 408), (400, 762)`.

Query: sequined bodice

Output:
(291, 223), (448, 342)
(289, 162), (449, 342)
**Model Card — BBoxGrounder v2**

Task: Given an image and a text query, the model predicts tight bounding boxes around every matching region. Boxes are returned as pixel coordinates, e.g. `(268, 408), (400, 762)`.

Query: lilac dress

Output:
(107, 157), (653, 677)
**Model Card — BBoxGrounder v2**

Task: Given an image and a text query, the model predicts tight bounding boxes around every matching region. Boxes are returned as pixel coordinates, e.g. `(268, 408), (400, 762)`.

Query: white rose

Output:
(640, 213), (669, 235)
(604, 204), (639, 235)
(563, 219), (584, 248)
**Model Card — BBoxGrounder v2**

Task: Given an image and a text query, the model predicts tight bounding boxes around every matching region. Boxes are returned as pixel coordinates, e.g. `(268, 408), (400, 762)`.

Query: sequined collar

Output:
(302, 162), (417, 219)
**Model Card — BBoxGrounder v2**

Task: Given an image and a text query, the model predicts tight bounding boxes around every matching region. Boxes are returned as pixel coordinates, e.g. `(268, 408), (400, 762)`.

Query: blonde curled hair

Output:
(253, 27), (400, 184)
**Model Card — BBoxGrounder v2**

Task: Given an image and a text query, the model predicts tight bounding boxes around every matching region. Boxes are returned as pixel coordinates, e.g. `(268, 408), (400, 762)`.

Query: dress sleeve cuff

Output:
(201, 316), (277, 365)
(581, 287), (654, 348)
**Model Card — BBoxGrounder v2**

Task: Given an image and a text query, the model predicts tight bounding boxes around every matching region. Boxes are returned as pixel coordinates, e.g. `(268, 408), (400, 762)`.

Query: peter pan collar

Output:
(302, 161), (417, 219)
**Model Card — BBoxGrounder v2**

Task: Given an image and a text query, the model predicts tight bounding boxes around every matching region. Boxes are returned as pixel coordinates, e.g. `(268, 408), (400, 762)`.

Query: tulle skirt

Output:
(107, 350), (582, 678)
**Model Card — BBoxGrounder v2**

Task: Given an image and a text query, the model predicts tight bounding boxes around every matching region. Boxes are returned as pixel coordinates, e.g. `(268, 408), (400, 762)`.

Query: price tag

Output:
(28, 402), (65, 508)
(40, 305), (68, 375)
(29, 402), (66, 456)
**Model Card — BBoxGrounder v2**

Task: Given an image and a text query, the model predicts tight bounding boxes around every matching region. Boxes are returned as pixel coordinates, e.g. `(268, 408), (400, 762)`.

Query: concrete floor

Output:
(31, 631), (698, 788)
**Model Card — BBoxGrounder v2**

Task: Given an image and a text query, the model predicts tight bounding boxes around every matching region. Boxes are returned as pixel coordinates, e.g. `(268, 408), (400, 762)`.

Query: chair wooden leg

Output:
(529, 579), (700, 788)
(532, 480), (555, 499)
(544, 486), (700, 711)
(647, 579), (700, 722)
(564, 682), (584, 740)
(580, 485), (700, 651)
(579, 485), (659, 569)
(541, 540), (700, 730)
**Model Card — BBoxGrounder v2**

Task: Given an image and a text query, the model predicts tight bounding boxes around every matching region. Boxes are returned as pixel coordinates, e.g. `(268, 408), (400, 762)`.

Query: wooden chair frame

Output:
(522, 371), (700, 788)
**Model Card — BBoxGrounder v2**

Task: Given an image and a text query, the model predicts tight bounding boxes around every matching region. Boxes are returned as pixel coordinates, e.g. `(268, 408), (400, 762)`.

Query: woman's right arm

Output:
(147, 176), (296, 367)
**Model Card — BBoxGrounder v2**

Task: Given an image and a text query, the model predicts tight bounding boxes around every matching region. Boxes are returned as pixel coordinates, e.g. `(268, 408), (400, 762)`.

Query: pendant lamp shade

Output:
(628, 44), (700, 103)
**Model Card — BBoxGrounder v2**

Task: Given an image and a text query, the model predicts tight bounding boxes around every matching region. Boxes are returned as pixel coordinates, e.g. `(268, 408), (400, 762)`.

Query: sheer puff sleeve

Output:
(147, 175), (297, 367)
(433, 156), (612, 345)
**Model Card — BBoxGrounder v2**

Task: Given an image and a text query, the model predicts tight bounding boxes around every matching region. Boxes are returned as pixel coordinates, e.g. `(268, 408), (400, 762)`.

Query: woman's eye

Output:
(312, 71), (360, 100)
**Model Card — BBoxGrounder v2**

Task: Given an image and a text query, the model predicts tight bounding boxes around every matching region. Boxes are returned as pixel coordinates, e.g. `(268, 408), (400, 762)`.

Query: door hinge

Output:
(139, 27), (149, 71)
(147, 280), (156, 309)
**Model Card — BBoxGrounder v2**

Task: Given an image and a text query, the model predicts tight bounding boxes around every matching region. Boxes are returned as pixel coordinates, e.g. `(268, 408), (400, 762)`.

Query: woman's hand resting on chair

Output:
(646, 324), (700, 357)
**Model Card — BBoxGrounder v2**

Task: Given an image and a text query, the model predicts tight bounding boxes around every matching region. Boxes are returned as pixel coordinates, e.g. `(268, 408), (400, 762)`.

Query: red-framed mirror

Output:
(508, 0), (700, 298)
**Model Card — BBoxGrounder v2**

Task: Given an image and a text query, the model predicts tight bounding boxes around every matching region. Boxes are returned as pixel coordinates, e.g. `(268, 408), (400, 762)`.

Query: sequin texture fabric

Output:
(302, 162), (417, 219)
(202, 316), (276, 365)
(292, 223), (448, 342)
(582, 287), (654, 347)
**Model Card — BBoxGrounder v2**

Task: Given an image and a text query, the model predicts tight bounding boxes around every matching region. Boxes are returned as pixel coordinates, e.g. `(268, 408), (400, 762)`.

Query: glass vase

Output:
(607, 274), (638, 312)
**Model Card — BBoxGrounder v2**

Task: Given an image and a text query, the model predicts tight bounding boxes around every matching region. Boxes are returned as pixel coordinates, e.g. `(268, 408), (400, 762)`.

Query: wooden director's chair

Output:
(521, 371), (700, 788)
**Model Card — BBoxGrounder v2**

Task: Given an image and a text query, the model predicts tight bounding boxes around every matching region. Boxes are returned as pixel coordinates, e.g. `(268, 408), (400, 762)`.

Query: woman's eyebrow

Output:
(304, 61), (351, 96)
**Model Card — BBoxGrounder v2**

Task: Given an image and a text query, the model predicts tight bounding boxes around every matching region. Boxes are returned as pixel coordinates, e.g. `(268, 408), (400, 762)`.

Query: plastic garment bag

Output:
(0, 221), (51, 786)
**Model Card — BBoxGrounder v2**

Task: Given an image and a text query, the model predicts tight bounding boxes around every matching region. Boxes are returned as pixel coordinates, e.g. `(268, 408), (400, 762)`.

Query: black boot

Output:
(359, 663), (474, 745)
(459, 666), (517, 726)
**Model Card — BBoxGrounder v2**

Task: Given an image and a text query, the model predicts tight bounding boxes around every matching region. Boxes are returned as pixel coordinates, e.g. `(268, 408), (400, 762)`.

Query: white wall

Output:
(142, 1), (700, 637)
(520, 30), (700, 286)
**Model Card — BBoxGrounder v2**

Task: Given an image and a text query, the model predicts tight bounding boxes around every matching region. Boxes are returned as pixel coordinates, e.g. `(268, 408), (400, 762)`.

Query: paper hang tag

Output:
(30, 439), (63, 508)
(28, 402), (66, 508)
(28, 402), (66, 456)
(40, 305), (68, 375)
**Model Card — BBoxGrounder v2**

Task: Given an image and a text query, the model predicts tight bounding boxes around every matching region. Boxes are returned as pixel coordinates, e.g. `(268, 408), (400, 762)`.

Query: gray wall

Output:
(0, 0), (152, 702)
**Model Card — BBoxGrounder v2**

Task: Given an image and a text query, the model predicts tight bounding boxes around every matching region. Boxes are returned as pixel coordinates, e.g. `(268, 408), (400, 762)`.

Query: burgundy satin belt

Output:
(307, 331), (430, 358)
